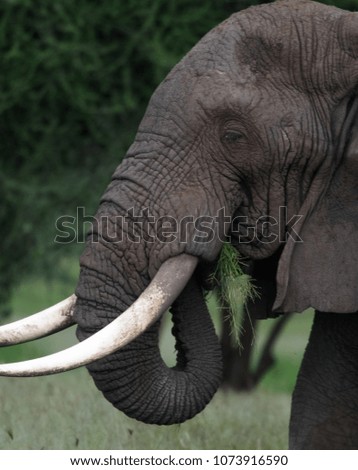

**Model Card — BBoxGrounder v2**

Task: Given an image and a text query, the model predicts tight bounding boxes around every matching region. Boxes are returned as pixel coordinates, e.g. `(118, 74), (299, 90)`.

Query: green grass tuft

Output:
(213, 243), (258, 345)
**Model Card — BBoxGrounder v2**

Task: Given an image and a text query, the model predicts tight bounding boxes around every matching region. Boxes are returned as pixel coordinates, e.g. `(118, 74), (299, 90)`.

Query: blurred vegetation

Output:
(1, 0), (357, 317)
(0, 373), (291, 449)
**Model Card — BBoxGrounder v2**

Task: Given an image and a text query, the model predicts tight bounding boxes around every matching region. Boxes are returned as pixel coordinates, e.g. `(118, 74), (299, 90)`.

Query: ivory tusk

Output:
(0, 295), (76, 346)
(0, 254), (198, 377)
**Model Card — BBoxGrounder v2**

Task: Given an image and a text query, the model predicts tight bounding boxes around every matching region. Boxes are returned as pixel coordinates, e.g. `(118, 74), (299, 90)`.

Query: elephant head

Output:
(0, 0), (357, 428)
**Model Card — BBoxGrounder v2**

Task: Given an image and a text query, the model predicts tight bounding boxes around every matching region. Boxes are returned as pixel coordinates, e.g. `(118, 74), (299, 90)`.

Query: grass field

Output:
(0, 259), (313, 450)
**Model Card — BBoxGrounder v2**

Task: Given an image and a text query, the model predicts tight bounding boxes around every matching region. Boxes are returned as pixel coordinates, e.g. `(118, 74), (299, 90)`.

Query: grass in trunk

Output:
(213, 243), (258, 345)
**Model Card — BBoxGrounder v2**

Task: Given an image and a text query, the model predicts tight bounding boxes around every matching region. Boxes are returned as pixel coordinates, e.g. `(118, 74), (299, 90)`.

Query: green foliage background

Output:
(1, 0), (357, 316)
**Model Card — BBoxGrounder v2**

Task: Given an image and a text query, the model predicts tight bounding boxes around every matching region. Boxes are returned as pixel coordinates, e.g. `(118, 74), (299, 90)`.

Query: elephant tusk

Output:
(0, 295), (76, 346)
(0, 254), (198, 377)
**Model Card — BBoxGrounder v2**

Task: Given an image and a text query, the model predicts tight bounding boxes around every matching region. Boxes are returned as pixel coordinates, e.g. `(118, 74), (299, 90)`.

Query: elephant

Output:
(0, 0), (357, 450)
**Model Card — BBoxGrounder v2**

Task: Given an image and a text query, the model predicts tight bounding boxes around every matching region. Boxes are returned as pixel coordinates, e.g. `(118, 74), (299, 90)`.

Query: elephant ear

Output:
(273, 12), (358, 315)
(274, 94), (358, 314)
(337, 12), (358, 60)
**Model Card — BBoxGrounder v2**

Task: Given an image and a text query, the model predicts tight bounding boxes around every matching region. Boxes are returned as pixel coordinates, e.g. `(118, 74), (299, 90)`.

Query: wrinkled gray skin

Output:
(73, 0), (358, 449)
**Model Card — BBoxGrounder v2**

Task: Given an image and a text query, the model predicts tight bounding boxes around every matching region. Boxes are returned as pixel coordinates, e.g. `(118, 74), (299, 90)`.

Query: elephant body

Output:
(72, 0), (358, 448)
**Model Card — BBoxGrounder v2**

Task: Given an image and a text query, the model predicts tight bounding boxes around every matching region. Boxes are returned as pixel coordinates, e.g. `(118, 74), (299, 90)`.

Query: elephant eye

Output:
(221, 130), (244, 145)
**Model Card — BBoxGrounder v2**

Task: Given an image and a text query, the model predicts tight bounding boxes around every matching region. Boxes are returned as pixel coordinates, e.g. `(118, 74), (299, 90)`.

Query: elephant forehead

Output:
(152, 67), (298, 129)
(165, 0), (352, 97)
(139, 1), (354, 141)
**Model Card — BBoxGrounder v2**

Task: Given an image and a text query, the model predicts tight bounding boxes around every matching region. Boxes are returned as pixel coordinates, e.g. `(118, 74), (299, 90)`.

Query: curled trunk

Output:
(75, 273), (222, 424)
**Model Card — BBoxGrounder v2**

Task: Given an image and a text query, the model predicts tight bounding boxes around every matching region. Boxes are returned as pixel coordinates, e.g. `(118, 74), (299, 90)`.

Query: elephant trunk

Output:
(71, 143), (224, 424)
(75, 272), (222, 424)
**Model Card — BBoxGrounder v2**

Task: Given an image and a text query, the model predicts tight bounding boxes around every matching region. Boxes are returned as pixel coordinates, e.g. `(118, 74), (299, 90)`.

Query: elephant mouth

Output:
(0, 254), (198, 376)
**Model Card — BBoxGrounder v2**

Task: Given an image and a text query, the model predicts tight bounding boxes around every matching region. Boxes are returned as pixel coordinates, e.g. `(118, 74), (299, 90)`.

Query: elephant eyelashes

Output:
(221, 130), (245, 145)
